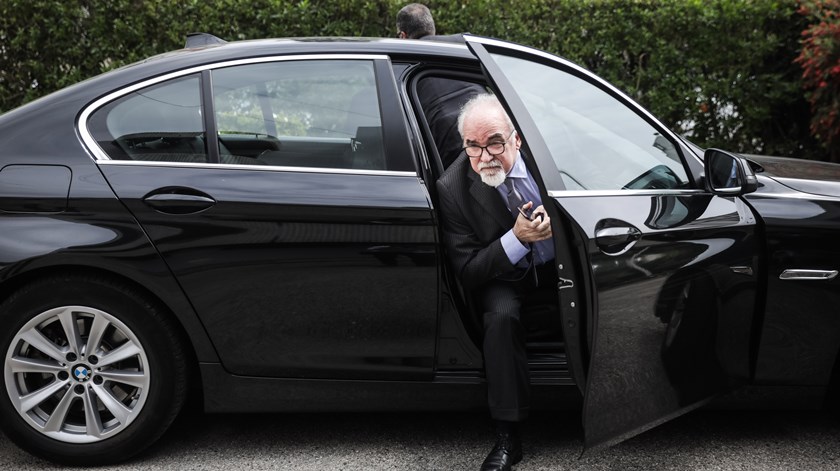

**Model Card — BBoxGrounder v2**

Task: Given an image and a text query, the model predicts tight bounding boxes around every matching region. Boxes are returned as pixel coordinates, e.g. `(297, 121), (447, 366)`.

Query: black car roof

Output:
(0, 36), (479, 123)
(140, 36), (476, 70)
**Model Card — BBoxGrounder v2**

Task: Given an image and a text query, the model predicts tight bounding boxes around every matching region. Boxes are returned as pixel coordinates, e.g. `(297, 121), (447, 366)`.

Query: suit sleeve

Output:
(436, 178), (517, 290)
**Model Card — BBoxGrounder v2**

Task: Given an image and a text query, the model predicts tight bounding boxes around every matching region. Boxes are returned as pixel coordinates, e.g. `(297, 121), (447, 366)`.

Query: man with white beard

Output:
(436, 93), (555, 471)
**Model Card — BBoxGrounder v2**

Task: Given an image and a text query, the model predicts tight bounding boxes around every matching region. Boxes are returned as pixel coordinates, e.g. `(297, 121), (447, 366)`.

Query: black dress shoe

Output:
(480, 432), (522, 471)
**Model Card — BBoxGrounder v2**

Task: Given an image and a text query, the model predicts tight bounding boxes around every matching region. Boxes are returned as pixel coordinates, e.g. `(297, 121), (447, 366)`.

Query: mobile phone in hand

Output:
(518, 205), (544, 222)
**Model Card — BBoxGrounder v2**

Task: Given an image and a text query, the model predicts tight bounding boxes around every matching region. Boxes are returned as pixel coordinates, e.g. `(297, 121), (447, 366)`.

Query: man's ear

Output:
(397, 31), (407, 39)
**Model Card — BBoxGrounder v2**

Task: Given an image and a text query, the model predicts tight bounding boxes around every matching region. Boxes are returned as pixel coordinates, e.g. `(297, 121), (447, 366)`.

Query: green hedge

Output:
(0, 0), (826, 160)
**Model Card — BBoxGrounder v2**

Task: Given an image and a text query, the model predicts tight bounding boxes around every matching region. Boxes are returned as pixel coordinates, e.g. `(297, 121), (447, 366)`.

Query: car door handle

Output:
(594, 225), (642, 255)
(142, 188), (216, 214)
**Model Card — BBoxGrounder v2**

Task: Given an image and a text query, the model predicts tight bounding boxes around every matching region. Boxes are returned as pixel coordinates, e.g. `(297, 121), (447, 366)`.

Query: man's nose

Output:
(479, 148), (493, 161)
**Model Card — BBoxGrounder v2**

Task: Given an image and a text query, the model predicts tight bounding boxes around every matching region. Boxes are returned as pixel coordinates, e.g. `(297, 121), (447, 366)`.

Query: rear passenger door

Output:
(83, 55), (439, 380)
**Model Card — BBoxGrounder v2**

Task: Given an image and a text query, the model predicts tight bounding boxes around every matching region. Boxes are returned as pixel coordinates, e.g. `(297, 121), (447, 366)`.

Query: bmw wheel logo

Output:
(72, 365), (91, 382)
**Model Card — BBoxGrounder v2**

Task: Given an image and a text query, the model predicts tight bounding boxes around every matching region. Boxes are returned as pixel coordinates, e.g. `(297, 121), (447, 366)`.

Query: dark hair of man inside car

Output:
(396, 3), (435, 39)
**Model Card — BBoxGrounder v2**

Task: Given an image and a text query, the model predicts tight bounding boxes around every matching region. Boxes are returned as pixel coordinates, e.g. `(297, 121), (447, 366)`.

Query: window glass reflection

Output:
(212, 60), (387, 170)
(89, 75), (207, 163)
(491, 54), (689, 191)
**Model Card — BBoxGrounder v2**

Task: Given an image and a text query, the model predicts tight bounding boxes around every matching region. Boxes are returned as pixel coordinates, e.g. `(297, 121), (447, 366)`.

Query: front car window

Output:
(490, 54), (689, 192)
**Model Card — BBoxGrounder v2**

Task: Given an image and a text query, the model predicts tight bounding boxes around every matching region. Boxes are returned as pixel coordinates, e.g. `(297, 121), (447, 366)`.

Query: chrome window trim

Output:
(77, 54), (391, 165)
(95, 159), (417, 177)
(464, 35), (702, 167)
(547, 189), (706, 198)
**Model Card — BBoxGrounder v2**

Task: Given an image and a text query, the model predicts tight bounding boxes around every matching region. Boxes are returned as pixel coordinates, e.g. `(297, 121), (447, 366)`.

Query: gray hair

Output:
(457, 93), (514, 138)
(396, 3), (435, 39)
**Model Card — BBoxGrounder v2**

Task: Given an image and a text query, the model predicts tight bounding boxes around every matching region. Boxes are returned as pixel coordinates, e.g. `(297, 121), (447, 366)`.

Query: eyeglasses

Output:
(464, 130), (516, 158)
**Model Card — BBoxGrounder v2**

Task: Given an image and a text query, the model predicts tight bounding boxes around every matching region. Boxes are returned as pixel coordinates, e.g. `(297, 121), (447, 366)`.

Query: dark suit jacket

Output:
(436, 155), (520, 290)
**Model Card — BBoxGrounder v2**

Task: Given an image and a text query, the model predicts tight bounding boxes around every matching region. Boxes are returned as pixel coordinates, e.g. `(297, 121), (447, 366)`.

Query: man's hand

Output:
(513, 202), (552, 242)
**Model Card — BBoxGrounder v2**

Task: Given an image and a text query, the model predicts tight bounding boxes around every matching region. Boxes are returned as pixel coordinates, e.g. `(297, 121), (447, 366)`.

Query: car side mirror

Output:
(703, 148), (758, 196)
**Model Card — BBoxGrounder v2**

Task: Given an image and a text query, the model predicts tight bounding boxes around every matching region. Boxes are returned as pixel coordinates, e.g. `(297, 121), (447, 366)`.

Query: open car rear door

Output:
(465, 35), (759, 450)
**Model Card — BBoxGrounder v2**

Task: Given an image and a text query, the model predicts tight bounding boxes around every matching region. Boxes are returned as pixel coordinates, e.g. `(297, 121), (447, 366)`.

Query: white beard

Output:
(478, 160), (506, 188)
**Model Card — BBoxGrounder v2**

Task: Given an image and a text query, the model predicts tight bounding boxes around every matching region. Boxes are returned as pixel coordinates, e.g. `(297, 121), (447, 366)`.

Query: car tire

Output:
(0, 273), (188, 465)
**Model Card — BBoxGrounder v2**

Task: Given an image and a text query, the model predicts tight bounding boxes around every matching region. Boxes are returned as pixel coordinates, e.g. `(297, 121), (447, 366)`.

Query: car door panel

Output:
(99, 164), (438, 380)
(87, 55), (439, 381)
(466, 36), (759, 449)
(554, 192), (757, 449)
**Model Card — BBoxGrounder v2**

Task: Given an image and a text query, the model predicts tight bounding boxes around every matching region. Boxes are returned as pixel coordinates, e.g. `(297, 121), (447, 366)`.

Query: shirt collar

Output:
(506, 151), (527, 179)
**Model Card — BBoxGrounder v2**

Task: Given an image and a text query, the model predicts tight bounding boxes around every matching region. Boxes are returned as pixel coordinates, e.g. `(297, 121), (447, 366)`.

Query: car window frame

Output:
(78, 54), (418, 177)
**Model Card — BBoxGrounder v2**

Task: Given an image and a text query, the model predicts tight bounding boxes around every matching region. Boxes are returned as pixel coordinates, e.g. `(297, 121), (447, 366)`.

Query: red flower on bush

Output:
(796, 0), (840, 161)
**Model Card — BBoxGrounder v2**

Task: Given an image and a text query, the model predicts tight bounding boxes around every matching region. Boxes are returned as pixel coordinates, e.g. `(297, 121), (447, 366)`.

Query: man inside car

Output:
(436, 93), (555, 471)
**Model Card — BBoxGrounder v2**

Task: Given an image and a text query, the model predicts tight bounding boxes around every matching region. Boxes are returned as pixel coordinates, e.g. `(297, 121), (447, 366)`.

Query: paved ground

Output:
(2, 408), (839, 470)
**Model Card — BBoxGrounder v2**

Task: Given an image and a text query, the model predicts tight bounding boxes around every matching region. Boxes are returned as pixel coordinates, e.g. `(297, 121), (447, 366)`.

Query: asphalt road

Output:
(2, 408), (839, 470)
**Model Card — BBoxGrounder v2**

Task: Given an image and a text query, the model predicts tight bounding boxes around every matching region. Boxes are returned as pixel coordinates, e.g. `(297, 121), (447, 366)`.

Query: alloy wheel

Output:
(4, 305), (150, 443)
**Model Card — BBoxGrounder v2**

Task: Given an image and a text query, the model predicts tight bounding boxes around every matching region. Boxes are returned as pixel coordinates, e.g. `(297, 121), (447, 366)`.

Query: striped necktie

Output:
(504, 178), (525, 220)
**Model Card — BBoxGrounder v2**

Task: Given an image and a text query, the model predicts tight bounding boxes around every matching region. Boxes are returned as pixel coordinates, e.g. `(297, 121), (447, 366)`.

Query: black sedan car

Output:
(1, 34), (839, 465)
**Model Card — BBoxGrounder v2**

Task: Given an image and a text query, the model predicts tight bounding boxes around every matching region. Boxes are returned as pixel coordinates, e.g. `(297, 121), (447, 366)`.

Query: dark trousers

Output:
(478, 262), (557, 422)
